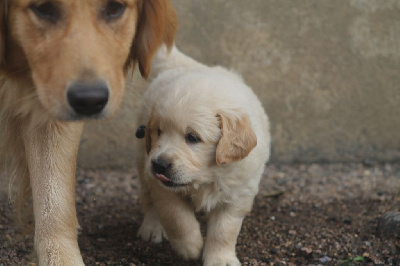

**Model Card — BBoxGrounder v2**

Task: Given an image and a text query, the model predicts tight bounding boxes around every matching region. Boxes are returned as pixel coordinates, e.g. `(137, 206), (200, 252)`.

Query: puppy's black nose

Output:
(67, 81), (109, 116)
(151, 157), (172, 175)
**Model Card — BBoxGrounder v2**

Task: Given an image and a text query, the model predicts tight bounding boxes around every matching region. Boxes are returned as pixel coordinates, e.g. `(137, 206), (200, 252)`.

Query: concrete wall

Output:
(78, 0), (400, 169)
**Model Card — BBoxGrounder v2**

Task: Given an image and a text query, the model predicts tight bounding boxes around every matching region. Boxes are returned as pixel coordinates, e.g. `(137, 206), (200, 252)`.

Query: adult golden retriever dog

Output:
(135, 45), (270, 265)
(0, 0), (176, 264)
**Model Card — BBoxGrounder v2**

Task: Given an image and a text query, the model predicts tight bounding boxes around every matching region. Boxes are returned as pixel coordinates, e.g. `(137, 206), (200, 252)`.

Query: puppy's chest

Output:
(188, 183), (234, 213)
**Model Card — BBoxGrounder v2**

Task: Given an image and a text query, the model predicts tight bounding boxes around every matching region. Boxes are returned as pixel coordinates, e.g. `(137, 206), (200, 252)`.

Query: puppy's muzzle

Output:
(151, 156), (187, 188)
(67, 81), (109, 117)
(151, 157), (172, 177)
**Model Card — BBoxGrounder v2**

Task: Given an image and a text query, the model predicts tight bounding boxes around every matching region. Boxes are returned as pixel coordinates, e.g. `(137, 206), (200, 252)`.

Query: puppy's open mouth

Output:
(154, 174), (188, 188)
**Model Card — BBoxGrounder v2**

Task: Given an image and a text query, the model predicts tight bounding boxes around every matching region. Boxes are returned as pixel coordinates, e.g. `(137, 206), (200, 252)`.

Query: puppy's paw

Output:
(169, 231), (204, 260)
(137, 218), (168, 243)
(203, 253), (241, 266)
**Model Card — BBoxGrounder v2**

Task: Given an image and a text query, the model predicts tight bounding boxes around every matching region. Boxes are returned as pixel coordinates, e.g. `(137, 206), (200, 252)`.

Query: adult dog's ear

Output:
(129, 0), (177, 79)
(216, 113), (257, 166)
(0, 1), (7, 68)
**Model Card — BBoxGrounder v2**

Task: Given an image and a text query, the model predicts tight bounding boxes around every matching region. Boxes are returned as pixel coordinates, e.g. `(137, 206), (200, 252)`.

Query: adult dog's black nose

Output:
(67, 81), (109, 116)
(151, 157), (172, 175)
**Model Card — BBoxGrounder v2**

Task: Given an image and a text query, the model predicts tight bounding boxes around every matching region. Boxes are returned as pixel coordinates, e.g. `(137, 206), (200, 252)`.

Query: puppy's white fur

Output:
(136, 45), (270, 265)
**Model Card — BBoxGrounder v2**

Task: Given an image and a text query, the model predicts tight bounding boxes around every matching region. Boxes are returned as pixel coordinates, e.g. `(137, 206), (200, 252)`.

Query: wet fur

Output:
(0, 0), (176, 264)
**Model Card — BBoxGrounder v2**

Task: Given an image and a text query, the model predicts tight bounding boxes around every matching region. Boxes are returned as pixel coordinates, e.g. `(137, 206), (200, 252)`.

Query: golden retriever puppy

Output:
(0, 0), (176, 264)
(135, 45), (270, 265)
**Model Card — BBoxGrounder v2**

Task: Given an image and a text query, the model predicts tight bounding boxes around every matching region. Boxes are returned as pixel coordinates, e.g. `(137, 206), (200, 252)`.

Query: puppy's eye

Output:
(30, 1), (60, 23)
(186, 133), (202, 144)
(157, 128), (162, 137)
(102, 0), (126, 21)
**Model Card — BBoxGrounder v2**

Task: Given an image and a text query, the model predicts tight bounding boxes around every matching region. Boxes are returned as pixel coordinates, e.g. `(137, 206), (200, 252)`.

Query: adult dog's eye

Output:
(157, 128), (162, 137)
(103, 0), (126, 21)
(30, 1), (60, 23)
(186, 133), (202, 144)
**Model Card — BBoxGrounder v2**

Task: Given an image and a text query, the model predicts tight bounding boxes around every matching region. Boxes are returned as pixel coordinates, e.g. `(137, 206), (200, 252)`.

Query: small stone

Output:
(270, 248), (280, 255)
(276, 172), (285, 178)
(363, 170), (371, 176)
(320, 255), (332, 264)
(343, 218), (352, 225)
(326, 216), (337, 222)
(301, 247), (312, 254)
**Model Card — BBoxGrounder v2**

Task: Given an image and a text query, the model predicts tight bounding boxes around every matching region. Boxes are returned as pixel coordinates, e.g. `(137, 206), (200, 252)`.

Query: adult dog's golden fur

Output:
(135, 45), (270, 265)
(0, 0), (176, 264)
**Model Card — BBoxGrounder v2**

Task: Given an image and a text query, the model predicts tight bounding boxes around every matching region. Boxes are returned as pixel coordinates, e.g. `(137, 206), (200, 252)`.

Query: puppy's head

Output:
(144, 103), (257, 191)
(0, 0), (176, 120)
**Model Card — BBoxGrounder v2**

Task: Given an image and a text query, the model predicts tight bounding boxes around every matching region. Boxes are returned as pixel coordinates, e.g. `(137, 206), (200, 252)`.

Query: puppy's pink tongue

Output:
(155, 174), (170, 182)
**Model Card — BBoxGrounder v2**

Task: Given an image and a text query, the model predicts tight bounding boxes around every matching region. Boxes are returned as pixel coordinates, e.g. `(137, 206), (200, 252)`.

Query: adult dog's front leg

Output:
(23, 121), (84, 265)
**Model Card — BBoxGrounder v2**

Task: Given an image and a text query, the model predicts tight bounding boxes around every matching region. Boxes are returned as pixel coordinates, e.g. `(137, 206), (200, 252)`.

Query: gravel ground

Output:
(1, 163), (399, 265)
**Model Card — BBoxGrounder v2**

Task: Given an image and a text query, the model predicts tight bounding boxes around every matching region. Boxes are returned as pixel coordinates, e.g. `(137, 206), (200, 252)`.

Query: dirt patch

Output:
(1, 163), (399, 265)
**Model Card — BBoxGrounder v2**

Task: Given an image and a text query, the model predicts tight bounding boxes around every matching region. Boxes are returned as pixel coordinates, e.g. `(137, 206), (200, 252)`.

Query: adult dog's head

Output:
(0, 0), (176, 120)
(143, 78), (257, 191)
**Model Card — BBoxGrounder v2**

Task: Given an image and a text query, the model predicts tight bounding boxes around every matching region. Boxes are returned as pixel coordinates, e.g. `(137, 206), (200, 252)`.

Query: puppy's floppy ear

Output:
(216, 113), (257, 166)
(129, 0), (177, 79)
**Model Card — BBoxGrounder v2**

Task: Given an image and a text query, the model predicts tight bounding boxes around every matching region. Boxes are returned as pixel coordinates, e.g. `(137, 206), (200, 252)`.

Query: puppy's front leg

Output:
(23, 121), (84, 266)
(137, 177), (167, 243)
(152, 185), (203, 260)
(203, 206), (247, 266)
